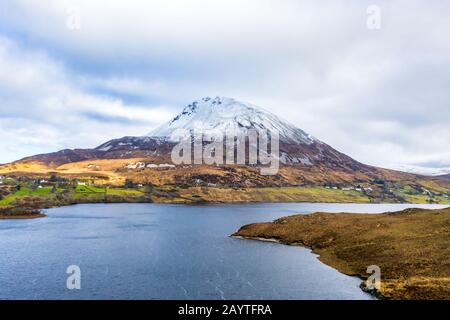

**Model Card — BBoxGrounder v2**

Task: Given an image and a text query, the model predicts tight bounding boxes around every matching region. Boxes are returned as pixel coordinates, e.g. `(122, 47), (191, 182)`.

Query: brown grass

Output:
(233, 207), (450, 300)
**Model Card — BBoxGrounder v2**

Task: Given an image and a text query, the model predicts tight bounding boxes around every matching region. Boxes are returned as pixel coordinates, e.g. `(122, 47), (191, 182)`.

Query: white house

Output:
(126, 162), (146, 169)
(159, 163), (175, 168)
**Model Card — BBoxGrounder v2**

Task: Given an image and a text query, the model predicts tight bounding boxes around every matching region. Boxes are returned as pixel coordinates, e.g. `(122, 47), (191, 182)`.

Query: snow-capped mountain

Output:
(148, 97), (316, 144)
(7, 96), (450, 192)
(93, 96), (362, 168)
(16, 96), (366, 171)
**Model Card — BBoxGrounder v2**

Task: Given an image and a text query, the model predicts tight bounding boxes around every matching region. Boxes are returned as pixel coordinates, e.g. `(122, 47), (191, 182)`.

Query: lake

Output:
(0, 202), (446, 300)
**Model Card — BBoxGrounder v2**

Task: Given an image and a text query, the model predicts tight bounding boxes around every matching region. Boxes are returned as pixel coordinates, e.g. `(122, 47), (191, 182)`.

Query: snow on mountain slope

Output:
(148, 97), (316, 144)
(15, 96), (368, 170)
(90, 96), (363, 168)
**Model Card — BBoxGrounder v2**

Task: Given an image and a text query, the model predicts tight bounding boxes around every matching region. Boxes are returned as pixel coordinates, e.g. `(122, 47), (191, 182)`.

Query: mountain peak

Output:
(148, 97), (317, 144)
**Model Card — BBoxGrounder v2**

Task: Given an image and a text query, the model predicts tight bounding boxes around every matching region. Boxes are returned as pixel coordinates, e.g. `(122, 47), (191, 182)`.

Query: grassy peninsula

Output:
(0, 207), (46, 219)
(232, 207), (450, 300)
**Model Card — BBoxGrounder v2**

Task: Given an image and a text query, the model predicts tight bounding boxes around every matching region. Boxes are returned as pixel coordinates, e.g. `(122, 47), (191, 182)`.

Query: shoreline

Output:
(2, 199), (447, 219)
(0, 213), (47, 219)
(231, 234), (379, 299)
(0, 207), (47, 220)
(1, 183), (449, 210)
(0, 207), (46, 219)
(232, 207), (450, 300)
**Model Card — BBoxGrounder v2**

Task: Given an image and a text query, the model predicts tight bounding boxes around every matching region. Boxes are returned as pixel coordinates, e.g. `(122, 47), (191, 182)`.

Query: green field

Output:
(1, 183), (449, 209)
(0, 185), (146, 208)
(252, 187), (371, 203)
(0, 187), (52, 206)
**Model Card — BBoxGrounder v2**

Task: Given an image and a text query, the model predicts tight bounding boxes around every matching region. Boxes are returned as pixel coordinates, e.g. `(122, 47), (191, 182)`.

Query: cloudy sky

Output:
(0, 0), (449, 173)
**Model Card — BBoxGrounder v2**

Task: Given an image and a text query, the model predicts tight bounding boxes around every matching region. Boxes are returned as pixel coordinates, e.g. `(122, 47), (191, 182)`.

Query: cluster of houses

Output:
(125, 162), (176, 170)
(325, 185), (373, 192)
(329, 184), (449, 198)
(422, 188), (449, 198)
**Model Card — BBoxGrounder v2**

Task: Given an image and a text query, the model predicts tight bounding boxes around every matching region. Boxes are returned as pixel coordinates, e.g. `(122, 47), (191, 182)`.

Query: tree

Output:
(124, 179), (135, 189)
(143, 184), (154, 194)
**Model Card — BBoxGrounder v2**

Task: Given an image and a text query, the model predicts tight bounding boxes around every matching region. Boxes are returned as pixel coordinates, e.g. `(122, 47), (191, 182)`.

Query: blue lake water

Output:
(0, 202), (446, 300)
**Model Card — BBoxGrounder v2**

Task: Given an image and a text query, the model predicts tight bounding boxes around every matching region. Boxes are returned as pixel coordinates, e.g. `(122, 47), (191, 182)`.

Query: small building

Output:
(126, 162), (146, 169)
(159, 163), (175, 168)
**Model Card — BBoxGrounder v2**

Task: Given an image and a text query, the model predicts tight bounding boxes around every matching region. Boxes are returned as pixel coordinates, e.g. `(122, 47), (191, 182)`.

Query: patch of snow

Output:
(147, 96), (317, 145)
(382, 164), (450, 176)
(298, 157), (313, 166)
(97, 143), (112, 152)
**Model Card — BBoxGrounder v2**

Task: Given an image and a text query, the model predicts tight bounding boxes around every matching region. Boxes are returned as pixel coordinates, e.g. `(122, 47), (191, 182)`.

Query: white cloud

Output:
(0, 0), (449, 169)
(0, 35), (173, 163)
